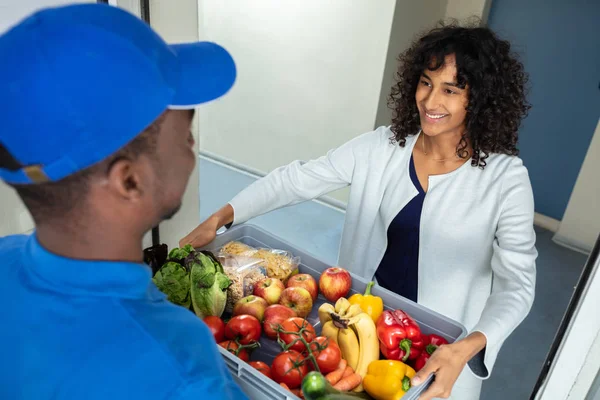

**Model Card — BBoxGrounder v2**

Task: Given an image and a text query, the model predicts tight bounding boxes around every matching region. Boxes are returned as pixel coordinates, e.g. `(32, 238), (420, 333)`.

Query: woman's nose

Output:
(424, 89), (441, 111)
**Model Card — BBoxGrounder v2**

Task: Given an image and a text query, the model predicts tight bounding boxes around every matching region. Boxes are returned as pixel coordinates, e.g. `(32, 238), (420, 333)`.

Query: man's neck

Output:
(35, 223), (145, 263)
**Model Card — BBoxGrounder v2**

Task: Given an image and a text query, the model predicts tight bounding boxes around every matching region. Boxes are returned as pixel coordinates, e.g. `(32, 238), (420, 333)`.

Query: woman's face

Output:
(415, 54), (469, 138)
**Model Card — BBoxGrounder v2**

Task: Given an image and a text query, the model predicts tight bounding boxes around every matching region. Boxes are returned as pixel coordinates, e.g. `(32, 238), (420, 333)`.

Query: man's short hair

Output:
(0, 115), (164, 224)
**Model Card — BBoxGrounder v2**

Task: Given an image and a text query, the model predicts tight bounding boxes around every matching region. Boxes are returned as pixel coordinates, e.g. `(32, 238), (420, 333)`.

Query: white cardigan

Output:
(229, 127), (537, 379)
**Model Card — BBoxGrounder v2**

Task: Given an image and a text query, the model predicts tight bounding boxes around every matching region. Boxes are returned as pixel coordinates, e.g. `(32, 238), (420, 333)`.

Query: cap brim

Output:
(168, 42), (236, 109)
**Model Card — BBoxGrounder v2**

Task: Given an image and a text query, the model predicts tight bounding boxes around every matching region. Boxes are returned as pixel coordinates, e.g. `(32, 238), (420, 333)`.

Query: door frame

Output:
(532, 235), (600, 399)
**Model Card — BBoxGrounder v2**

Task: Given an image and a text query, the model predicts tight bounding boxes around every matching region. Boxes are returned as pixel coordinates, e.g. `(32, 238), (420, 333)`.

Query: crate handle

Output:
(407, 373), (435, 397)
(238, 368), (292, 400)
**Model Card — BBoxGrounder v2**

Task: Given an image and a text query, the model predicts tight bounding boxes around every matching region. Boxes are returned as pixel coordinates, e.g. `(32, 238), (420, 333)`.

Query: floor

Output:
(199, 157), (589, 400)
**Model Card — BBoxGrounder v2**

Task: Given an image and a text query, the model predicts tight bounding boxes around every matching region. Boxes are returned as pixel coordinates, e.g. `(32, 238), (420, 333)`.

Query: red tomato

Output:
(271, 350), (308, 389)
(279, 318), (316, 352)
(203, 316), (226, 343)
(218, 340), (251, 362)
(248, 361), (272, 379)
(308, 336), (342, 374)
(225, 315), (261, 345)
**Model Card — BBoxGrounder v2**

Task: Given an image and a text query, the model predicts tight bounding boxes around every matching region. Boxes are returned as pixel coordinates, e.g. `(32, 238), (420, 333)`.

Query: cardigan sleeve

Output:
(469, 157), (538, 379)
(228, 128), (383, 226)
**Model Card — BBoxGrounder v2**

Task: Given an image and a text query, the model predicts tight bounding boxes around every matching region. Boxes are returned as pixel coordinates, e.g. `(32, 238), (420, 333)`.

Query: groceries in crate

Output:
(225, 315), (262, 344)
(288, 273), (320, 301)
(218, 339), (258, 362)
(318, 267), (352, 302)
(318, 298), (380, 392)
(149, 240), (451, 399)
(279, 286), (314, 318)
(232, 295), (268, 322)
(362, 360), (417, 399)
(203, 316), (226, 342)
(377, 310), (425, 362)
(151, 245), (231, 318)
(220, 255), (266, 313)
(218, 240), (300, 282)
(263, 304), (298, 338)
(253, 277), (286, 305)
(413, 334), (449, 371)
(301, 369), (367, 399)
(348, 281), (384, 323)
(248, 361), (272, 379)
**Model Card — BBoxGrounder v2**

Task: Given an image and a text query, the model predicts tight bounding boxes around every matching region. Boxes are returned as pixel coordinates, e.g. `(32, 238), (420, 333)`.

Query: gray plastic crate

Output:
(202, 224), (467, 400)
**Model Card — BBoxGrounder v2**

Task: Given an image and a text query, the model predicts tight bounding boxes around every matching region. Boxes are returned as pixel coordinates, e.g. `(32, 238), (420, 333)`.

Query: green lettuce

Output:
(152, 261), (191, 308)
(168, 244), (195, 262)
(188, 251), (231, 318)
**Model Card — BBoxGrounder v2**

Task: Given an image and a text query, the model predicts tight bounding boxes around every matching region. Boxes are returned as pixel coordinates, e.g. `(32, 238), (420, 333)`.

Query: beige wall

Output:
(375, 0), (449, 129)
(0, 187), (34, 237)
(445, 0), (492, 22)
(554, 118), (600, 253)
(145, 0), (201, 249)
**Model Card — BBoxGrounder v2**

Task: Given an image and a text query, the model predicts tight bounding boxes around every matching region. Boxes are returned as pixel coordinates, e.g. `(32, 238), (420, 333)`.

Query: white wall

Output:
(0, 0), (94, 238)
(536, 250), (600, 400)
(568, 329), (600, 399)
(196, 0), (396, 204)
(587, 365), (600, 400)
(554, 118), (600, 253)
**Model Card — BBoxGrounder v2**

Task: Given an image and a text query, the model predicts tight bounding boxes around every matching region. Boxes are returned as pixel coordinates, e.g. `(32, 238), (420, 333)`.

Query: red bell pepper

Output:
(376, 309), (424, 362)
(414, 334), (449, 371)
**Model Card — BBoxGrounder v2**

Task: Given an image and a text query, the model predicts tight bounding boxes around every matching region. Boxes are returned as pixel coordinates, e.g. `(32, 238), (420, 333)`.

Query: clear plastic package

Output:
(218, 241), (300, 284)
(220, 254), (267, 313)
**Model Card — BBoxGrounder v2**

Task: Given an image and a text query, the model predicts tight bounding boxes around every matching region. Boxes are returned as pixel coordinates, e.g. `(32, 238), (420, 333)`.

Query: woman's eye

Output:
(445, 89), (456, 95)
(420, 80), (431, 87)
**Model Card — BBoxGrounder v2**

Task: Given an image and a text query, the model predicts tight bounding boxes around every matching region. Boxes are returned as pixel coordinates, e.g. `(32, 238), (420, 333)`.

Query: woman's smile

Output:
(423, 110), (449, 123)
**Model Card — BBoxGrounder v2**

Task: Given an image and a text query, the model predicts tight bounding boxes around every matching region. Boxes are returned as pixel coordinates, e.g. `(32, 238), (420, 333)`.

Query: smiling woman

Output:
(389, 21), (530, 170)
(183, 20), (536, 400)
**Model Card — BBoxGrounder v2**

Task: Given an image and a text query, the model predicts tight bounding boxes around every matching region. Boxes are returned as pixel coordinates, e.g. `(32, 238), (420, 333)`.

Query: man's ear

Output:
(106, 157), (145, 201)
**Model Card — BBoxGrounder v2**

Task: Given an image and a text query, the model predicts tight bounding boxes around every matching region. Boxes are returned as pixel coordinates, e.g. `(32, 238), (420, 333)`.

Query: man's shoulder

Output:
(0, 234), (29, 255)
(120, 297), (228, 365)
(117, 299), (247, 399)
(0, 234), (29, 276)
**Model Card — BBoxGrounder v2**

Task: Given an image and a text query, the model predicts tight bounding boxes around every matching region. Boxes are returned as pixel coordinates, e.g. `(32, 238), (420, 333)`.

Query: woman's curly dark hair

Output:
(388, 20), (531, 168)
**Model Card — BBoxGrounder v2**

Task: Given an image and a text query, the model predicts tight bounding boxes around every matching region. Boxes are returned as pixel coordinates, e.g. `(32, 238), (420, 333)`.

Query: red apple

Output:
(253, 277), (285, 305)
(319, 267), (352, 302)
(232, 295), (268, 322)
(278, 287), (313, 318)
(286, 273), (318, 301)
(262, 304), (297, 339)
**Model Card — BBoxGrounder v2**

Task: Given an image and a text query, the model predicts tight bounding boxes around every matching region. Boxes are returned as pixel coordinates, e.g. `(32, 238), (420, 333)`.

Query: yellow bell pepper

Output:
(348, 281), (384, 323)
(362, 360), (416, 400)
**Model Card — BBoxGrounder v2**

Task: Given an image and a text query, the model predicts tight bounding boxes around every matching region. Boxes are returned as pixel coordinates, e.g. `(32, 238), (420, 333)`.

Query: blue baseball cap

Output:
(0, 3), (236, 185)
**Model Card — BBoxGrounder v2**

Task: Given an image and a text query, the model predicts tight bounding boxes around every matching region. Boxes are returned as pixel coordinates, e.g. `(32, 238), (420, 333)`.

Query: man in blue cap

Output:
(0, 3), (248, 399)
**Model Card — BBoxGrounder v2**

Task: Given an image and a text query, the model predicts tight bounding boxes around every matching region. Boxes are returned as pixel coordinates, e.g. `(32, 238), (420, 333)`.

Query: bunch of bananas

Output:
(318, 298), (380, 392)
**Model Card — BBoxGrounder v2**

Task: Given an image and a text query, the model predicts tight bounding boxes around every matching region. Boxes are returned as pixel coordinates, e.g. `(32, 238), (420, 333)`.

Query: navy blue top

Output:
(375, 154), (425, 302)
(0, 234), (248, 400)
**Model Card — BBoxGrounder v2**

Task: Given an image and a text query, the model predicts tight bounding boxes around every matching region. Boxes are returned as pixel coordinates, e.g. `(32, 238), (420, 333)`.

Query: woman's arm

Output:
(181, 128), (382, 247)
(412, 158), (537, 399)
(467, 158), (537, 378)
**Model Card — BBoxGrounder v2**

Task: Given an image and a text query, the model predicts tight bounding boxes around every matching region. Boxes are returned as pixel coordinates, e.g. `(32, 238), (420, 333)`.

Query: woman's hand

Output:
(179, 204), (234, 248)
(411, 332), (486, 400)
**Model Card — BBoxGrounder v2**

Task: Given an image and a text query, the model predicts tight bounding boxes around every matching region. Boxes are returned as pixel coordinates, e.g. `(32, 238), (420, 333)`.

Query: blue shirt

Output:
(0, 234), (248, 400)
(375, 154), (425, 302)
